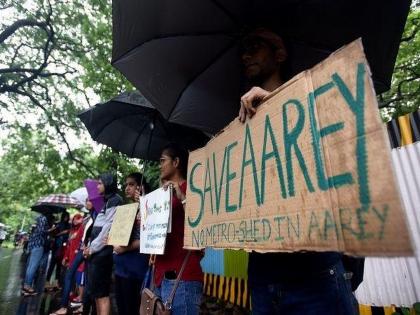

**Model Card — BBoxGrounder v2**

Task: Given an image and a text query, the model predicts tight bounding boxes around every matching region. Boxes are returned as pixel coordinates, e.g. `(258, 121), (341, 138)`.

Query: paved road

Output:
(0, 247), (60, 315)
(0, 247), (243, 315)
(0, 247), (123, 315)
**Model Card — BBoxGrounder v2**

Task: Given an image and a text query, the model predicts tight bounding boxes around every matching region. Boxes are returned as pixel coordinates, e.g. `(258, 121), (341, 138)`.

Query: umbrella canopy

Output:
(31, 204), (66, 214)
(33, 194), (84, 210)
(78, 91), (209, 161)
(112, 0), (410, 134)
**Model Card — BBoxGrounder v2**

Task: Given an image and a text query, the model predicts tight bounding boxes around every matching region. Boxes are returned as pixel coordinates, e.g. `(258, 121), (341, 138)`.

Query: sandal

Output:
(72, 306), (83, 314)
(21, 286), (37, 296)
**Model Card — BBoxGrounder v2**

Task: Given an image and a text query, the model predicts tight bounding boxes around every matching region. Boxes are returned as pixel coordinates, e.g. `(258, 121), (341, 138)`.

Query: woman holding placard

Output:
(152, 143), (204, 314)
(113, 172), (150, 315)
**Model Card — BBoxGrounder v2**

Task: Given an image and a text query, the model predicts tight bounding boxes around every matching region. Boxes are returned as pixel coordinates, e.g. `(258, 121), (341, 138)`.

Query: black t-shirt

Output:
(248, 251), (342, 287)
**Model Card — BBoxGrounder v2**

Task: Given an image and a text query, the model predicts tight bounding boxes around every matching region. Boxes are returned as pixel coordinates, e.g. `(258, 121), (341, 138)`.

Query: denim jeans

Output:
(47, 249), (62, 283)
(60, 250), (84, 307)
(250, 261), (359, 315)
(24, 246), (44, 287)
(154, 280), (202, 315)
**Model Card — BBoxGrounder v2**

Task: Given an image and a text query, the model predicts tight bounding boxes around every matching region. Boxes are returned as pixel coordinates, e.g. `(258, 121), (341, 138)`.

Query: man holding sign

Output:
(238, 29), (357, 315)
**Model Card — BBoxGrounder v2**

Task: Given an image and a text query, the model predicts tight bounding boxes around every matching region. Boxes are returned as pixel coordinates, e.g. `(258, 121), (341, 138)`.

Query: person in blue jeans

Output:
(238, 28), (359, 315)
(22, 212), (54, 295)
(151, 144), (204, 315)
(50, 214), (84, 315)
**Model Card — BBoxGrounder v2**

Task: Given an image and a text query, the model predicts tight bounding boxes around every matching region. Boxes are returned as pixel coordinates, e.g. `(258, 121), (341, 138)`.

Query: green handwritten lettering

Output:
(188, 162), (204, 228)
(283, 99), (315, 196)
(308, 82), (353, 190)
(261, 115), (287, 203)
(239, 124), (261, 208)
(225, 142), (238, 212)
(332, 63), (369, 205)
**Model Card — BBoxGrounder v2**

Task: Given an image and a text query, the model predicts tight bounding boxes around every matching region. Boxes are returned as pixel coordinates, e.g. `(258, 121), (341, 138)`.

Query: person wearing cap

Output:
(239, 28), (358, 315)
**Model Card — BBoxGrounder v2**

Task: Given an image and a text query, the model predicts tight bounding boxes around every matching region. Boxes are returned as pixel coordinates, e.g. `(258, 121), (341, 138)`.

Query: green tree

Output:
(0, 126), (159, 232)
(380, 9), (420, 121)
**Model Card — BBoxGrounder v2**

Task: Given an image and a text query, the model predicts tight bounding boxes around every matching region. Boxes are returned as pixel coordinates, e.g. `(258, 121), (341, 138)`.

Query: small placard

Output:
(139, 187), (172, 254)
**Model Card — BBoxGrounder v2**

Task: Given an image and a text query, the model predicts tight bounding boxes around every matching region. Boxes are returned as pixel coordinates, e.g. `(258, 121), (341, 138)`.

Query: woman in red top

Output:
(50, 214), (84, 315)
(154, 143), (203, 314)
(63, 214), (84, 270)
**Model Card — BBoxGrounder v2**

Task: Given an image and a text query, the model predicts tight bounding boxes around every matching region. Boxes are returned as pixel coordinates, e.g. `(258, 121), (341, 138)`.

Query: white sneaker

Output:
(70, 301), (82, 308)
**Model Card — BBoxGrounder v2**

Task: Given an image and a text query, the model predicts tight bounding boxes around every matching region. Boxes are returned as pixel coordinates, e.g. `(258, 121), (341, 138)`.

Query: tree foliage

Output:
(379, 9), (420, 121)
(0, 0), (156, 231)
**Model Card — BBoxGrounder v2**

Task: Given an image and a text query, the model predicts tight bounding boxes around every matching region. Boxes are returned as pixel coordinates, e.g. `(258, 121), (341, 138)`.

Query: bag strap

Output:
(149, 255), (156, 291)
(165, 251), (191, 309)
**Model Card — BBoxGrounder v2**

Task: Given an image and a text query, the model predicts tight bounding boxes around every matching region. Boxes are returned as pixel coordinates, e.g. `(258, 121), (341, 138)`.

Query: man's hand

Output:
(62, 258), (68, 267)
(239, 87), (270, 123)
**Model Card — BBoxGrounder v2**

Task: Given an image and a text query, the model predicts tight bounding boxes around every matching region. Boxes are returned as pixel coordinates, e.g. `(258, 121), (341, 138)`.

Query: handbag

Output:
(140, 251), (191, 315)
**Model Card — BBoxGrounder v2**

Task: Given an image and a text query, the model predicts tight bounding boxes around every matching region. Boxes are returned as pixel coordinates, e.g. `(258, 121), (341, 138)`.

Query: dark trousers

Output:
(115, 274), (143, 315)
(46, 250), (62, 284)
(82, 260), (96, 315)
(250, 261), (359, 315)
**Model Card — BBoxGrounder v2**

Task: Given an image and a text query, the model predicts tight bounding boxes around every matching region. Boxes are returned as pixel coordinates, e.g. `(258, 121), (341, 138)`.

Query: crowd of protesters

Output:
(19, 143), (202, 315)
(18, 28), (362, 315)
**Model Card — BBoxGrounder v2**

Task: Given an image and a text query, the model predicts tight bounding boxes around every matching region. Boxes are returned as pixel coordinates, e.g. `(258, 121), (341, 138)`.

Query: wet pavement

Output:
(0, 247), (64, 315)
(0, 247), (248, 315)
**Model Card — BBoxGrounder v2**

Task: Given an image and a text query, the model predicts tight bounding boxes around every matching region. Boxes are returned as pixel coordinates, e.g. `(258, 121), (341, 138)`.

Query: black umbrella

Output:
(31, 204), (66, 214)
(78, 91), (209, 161)
(112, 0), (410, 134)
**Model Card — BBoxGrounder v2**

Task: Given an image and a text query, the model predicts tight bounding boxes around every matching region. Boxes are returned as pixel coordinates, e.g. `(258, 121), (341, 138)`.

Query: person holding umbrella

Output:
(83, 173), (123, 315)
(22, 211), (55, 295)
(238, 28), (358, 315)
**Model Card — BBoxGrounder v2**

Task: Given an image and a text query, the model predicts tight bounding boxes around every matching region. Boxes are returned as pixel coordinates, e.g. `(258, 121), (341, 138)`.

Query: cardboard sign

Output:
(139, 188), (172, 254)
(184, 40), (413, 256)
(108, 203), (138, 246)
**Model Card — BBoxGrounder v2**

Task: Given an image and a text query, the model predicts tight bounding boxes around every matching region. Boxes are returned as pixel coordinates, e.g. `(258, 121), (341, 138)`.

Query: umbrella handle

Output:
(139, 115), (156, 191)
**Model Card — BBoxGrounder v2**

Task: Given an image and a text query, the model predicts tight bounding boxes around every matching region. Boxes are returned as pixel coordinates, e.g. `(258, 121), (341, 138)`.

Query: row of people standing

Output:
(50, 143), (203, 315)
(80, 144), (203, 315)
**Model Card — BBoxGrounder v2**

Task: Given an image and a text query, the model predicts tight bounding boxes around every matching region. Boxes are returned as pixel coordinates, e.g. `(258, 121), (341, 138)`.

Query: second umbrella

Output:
(78, 91), (209, 161)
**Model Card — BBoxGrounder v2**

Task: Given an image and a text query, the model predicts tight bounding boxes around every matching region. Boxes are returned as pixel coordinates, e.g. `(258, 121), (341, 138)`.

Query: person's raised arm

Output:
(239, 87), (270, 123)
